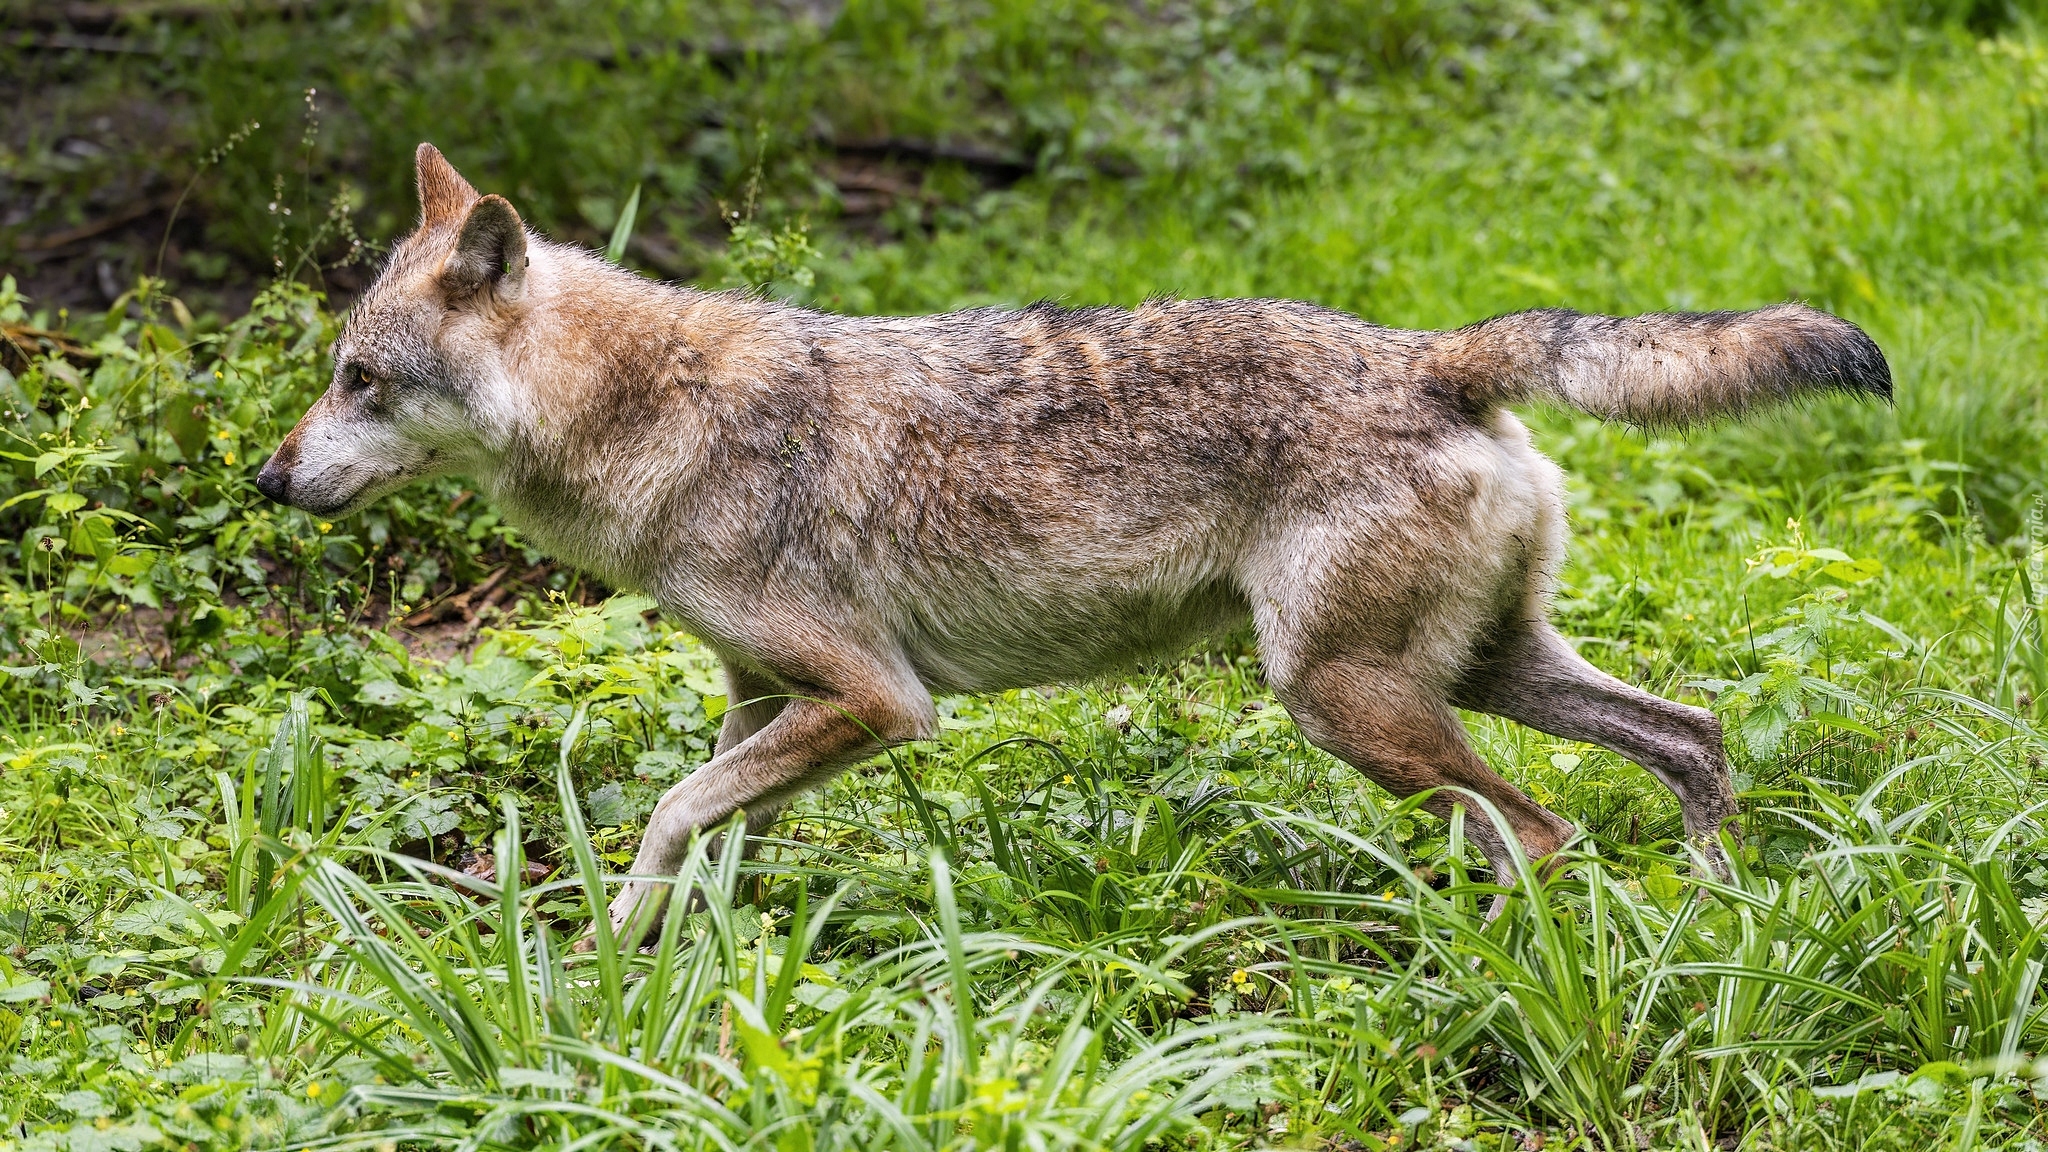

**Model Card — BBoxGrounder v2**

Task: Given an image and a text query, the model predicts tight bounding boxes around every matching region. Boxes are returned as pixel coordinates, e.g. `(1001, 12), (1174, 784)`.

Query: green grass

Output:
(5, 2), (2048, 1149)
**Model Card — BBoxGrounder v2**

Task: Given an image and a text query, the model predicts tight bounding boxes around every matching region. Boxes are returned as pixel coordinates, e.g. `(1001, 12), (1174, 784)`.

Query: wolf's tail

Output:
(1425, 303), (1891, 427)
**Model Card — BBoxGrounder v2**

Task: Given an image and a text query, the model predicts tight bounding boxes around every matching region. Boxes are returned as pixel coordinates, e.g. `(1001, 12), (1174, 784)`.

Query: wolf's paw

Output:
(1687, 832), (1734, 885)
(574, 880), (669, 953)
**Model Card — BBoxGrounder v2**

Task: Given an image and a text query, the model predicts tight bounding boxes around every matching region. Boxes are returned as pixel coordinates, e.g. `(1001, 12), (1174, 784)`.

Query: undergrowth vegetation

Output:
(5, 1), (2048, 1149)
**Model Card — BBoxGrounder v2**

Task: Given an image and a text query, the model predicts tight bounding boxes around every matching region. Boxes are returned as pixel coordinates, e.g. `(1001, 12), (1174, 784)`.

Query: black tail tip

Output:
(1837, 325), (1894, 404)
(1787, 305), (1892, 404)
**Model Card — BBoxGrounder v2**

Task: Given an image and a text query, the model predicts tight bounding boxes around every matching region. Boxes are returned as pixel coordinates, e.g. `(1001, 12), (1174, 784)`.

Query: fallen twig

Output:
(404, 565), (511, 628)
(15, 194), (179, 253)
(1, 322), (101, 371)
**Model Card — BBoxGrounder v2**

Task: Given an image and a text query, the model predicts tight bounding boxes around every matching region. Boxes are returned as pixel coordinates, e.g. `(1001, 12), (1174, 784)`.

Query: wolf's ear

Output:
(441, 194), (528, 303)
(416, 143), (478, 226)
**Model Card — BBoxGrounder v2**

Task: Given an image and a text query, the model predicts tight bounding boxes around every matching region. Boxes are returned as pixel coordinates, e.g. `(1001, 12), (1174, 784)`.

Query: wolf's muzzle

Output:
(253, 457), (291, 504)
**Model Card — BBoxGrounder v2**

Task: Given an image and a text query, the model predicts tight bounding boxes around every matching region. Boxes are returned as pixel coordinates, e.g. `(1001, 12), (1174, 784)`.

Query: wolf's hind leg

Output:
(591, 659), (934, 950)
(1452, 622), (1737, 875)
(1271, 656), (1577, 893)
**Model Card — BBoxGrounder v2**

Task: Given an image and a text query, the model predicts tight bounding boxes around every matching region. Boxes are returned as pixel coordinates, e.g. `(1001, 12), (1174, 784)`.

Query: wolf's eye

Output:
(348, 364), (376, 391)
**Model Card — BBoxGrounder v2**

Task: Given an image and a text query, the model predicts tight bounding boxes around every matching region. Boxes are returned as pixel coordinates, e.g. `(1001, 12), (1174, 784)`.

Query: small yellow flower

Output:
(306, 1081), (323, 1098)
(1061, 774), (1074, 785)
(1229, 968), (1250, 986)
(318, 522), (332, 532)
(223, 451), (235, 465)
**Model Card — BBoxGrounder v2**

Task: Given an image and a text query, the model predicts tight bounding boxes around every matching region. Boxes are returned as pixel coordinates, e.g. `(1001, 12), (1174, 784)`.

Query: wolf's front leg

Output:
(586, 678), (937, 951)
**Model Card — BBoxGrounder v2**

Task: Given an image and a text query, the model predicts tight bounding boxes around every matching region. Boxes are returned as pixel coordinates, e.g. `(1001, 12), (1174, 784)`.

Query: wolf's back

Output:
(1425, 303), (1891, 427)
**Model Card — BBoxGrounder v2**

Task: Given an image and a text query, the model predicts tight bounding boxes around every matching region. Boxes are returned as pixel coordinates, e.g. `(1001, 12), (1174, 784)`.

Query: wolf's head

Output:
(255, 144), (532, 517)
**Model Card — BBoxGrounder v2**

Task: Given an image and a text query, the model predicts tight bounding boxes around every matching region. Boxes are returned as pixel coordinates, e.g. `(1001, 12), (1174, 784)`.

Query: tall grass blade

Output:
(605, 183), (641, 264)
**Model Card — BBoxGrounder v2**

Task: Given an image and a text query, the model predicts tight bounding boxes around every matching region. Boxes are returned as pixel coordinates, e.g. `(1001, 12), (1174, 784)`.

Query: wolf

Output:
(257, 145), (1891, 942)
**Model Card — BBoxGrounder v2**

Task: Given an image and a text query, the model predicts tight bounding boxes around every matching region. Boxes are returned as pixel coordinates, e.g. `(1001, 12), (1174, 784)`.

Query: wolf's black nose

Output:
(253, 458), (290, 504)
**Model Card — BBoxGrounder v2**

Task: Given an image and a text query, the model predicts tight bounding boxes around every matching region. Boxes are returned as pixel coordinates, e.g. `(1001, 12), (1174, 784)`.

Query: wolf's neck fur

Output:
(466, 241), (770, 591)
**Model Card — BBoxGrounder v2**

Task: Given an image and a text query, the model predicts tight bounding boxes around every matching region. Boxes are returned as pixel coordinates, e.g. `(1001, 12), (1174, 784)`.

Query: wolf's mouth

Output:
(292, 464), (408, 519)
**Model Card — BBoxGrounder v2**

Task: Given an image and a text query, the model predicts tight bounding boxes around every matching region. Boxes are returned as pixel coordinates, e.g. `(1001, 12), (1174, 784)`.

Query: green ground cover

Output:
(3, 1), (2048, 1148)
